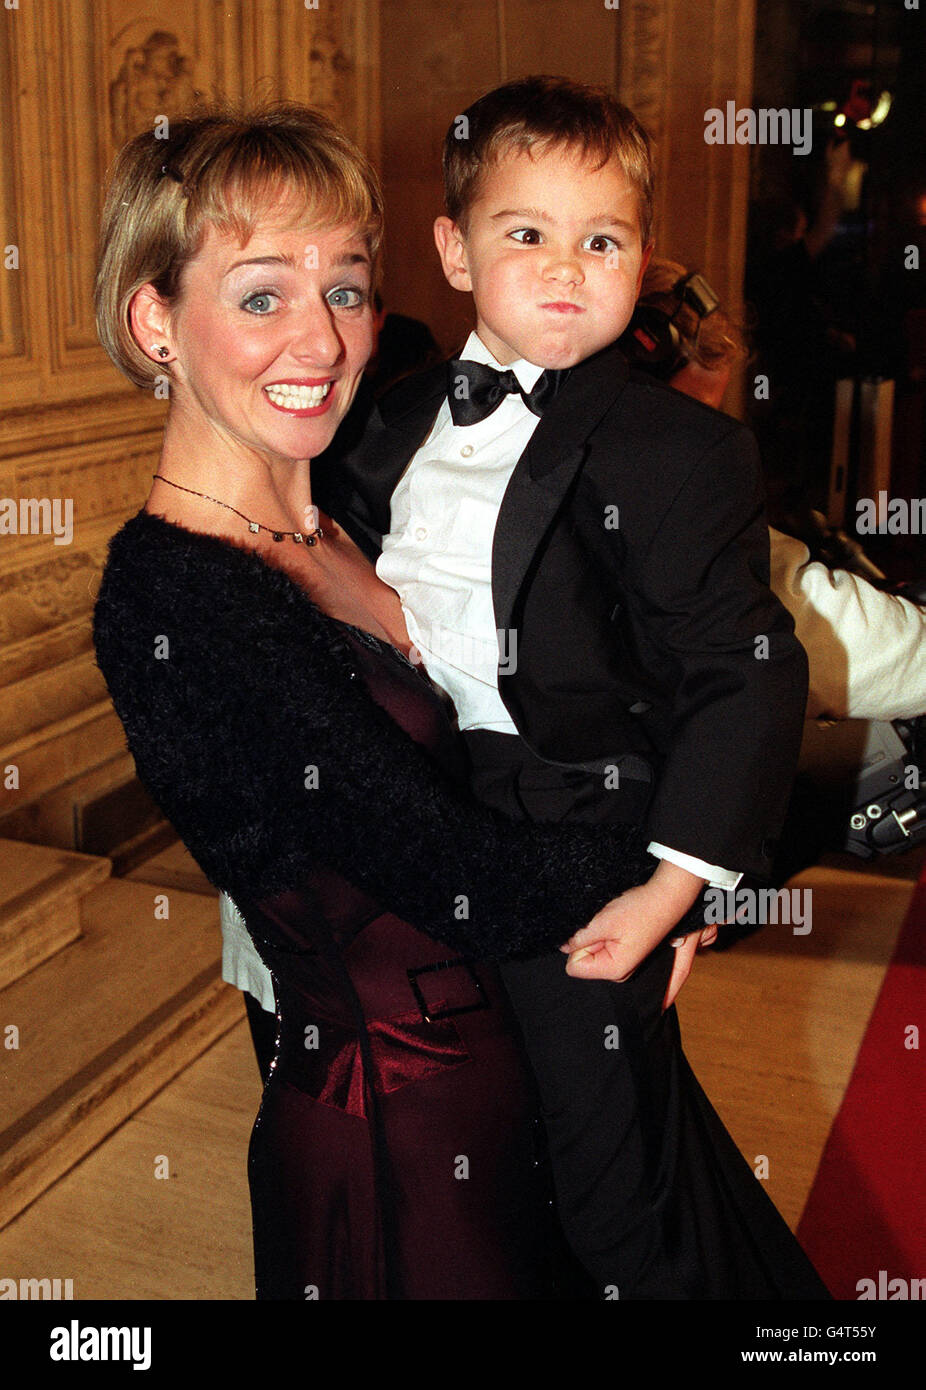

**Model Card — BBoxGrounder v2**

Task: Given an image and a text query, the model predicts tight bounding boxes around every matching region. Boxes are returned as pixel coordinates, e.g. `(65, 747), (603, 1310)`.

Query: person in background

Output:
(630, 257), (926, 724)
(365, 291), (443, 396)
(745, 137), (859, 512)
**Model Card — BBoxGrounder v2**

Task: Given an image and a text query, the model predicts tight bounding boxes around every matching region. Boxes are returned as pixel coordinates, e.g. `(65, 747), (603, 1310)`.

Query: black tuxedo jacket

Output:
(320, 342), (808, 879)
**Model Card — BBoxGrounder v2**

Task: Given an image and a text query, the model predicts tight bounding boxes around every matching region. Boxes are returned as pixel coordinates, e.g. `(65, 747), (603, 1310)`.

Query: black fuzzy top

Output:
(92, 511), (699, 960)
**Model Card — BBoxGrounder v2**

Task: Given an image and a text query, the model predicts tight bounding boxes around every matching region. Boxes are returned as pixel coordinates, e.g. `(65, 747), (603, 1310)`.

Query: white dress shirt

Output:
(376, 333), (543, 731)
(376, 331), (739, 889)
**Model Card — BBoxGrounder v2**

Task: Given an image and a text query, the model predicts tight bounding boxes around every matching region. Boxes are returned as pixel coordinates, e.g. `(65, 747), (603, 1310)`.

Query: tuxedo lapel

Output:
(492, 343), (629, 632)
(378, 361), (448, 435)
(526, 342), (630, 482)
(344, 364), (448, 534)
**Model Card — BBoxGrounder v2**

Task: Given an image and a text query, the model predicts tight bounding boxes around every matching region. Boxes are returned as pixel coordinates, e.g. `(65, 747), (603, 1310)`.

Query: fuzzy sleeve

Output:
(93, 520), (696, 959)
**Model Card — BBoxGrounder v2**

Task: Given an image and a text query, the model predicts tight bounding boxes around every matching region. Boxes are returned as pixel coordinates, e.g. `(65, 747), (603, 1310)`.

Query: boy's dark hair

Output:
(443, 75), (654, 245)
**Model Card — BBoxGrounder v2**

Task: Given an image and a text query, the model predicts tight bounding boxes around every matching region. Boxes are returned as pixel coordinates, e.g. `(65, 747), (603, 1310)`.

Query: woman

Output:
(91, 103), (690, 1300)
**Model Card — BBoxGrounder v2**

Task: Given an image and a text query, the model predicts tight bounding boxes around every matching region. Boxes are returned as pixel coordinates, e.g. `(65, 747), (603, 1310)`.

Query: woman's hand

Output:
(560, 860), (717, 1008)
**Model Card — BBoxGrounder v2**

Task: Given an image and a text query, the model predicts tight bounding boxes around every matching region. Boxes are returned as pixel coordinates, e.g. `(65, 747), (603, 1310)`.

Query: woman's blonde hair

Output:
(639, 257), (747, 370)
(95, 101), (384, 388)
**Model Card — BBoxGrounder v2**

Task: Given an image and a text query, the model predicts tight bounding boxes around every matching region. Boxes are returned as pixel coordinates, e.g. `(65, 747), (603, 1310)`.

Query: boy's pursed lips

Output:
(540, 301), (584, 313)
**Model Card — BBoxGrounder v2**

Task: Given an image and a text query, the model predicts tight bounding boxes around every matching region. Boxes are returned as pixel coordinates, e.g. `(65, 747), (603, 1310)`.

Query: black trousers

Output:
(464, 730), (831, 1301)
(500, 936), (689, 1298)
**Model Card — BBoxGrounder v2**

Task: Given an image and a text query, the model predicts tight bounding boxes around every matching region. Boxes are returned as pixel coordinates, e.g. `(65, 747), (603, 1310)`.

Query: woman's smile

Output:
(263, 378), (337, 414)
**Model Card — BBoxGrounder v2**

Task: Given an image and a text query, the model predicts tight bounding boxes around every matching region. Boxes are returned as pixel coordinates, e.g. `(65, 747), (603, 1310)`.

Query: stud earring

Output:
(151, 345), (170, 359)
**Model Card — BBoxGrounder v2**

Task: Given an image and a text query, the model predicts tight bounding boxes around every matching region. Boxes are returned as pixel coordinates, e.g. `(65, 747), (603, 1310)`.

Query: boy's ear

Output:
(129, 283), (177, 365)
(433, 216), (472, 293)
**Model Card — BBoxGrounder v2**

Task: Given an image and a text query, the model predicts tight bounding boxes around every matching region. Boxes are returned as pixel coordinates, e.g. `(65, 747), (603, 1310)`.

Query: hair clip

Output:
(159, 164), (184, 184)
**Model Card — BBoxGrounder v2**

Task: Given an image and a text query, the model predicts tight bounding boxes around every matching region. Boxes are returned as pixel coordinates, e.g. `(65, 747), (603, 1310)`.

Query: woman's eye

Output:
(326, 286), (365, 309)
(583, 234), (622, 255)
(241, 291), (278, 314)
(508, 228), (542, 245)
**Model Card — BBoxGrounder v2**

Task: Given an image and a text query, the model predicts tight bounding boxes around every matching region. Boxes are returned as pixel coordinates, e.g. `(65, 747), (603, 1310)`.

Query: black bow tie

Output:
(446, 358), (565, 427)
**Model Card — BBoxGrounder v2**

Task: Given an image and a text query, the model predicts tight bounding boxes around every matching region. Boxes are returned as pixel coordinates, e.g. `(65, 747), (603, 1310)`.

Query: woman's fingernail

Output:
(569, 946), (594, 963)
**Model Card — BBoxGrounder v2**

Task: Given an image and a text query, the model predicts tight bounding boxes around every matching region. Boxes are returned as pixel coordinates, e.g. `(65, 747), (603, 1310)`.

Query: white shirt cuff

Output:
(647, 842), (743, 890)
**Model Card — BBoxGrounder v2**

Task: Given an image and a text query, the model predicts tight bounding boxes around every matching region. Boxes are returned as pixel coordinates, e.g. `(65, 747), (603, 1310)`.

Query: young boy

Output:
(329, 77), (824, 1299)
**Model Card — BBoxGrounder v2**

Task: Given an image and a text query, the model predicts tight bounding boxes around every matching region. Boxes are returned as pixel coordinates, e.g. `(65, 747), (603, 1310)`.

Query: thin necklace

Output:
(151, 474), (324, 545)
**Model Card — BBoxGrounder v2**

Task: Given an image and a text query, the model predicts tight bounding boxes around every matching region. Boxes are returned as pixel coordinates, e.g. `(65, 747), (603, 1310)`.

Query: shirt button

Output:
(414, 526), (428, 541)
(460, 444), (474, 458)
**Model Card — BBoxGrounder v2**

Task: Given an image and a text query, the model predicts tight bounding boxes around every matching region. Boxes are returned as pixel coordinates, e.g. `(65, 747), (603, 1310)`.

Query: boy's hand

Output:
(560, 860), (717, 1007)
(662, 925), (718, 1008)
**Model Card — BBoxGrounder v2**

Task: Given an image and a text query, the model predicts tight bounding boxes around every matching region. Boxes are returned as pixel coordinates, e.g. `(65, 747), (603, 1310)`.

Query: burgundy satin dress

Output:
(240, 626), (558, 1300)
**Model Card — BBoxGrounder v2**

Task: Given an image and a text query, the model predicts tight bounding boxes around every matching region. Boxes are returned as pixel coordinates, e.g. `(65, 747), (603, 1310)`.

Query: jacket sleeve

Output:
(93, 523), (698, 961)
(595, 422), (808, 878)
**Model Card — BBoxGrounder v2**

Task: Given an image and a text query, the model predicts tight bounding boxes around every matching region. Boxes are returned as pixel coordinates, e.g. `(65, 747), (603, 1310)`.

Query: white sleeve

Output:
(647, 842), (742, 889)
(769, 528), (926, 721)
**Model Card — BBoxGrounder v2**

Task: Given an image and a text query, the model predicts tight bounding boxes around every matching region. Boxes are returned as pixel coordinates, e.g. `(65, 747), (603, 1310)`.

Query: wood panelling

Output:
(616, 0), (756, 416)
(1, 7), (40, 380)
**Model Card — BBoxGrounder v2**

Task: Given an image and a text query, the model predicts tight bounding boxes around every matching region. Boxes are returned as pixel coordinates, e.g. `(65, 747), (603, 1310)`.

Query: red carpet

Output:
(797, 866), (926, 1300)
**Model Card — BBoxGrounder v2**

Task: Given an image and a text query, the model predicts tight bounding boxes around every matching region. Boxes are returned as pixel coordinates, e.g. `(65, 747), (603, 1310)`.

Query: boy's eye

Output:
(508, 228), (543, 245)
(582, 234), (622, 255)
(326, 286), (366, 309)
(241, 290), (279, 315)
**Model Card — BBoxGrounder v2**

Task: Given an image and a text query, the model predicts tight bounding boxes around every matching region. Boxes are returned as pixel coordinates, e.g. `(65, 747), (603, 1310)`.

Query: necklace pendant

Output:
(248, 521), (260, 534)
(292, 533), (304, 544)
(272, 531), (284, 542)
